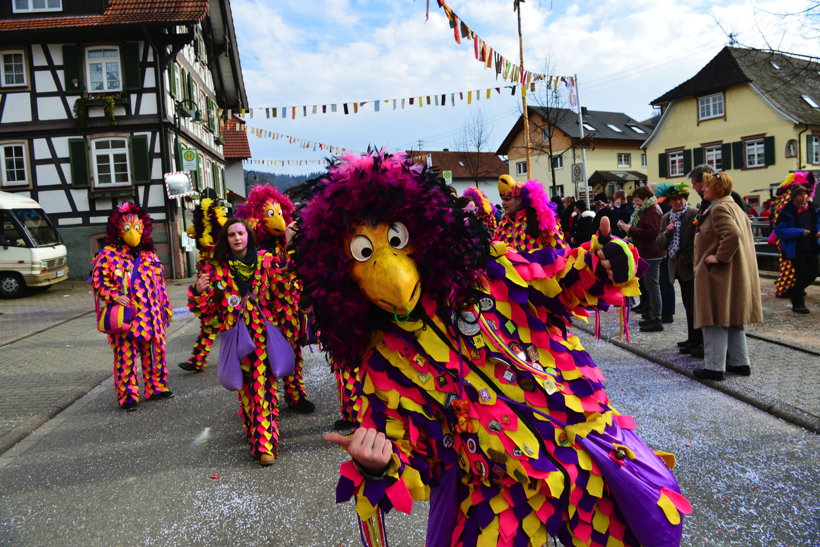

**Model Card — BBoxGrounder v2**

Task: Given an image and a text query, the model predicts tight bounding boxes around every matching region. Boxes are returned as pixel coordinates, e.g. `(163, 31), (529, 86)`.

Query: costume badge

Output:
(513, 447), (524, 457)
(523, 444), (534, 456)
(531, 362), (544, 372)
(478, 388), (492, 403)
(478, 297), (494, 311)
(474, 461), (487, 477)
(437, 374), (449, 387)
(502, 370), (516, 383)
(417, 372), (430, 384)
(487, 420), (502, 433)
(114, 269), (123, 277)
(458, 312), (480, 336)
(442, 434), (454, 448)
(413, 354), (427, 367)
(216, 280), (226, 291)
(500, 414), (511, 425)
(487, 448), (507, 464)
(525, 345), (540, 362)
(542, 378), (558, 394)
(466, 438), (477, 453)
(519, 378), (535, 391)
(472, 335), (485, 348)
(227, 294), (241, 308)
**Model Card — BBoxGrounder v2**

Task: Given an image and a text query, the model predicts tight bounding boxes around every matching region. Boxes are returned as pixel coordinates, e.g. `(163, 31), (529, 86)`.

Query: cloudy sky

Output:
(230, 0), (819, 175)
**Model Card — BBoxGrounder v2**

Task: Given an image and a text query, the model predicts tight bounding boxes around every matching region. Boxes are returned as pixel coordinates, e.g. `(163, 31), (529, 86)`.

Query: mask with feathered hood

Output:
(771, 171), (817, 225)
(235, 185), (295, 248)
(105, 202), (154, 251)
(294, 150), (489, 367)
(462, 186), (494, 218)
(186, 198), (228, 251)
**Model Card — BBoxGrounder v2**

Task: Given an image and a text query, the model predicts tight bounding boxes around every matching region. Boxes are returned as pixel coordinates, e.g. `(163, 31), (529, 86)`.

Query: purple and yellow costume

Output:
(494, 177), (567, 252)
(236, 186), (310, 408)
(181, 198), (227, 372)
(295, 152), (689, 546)
(187, 251), (300, 458)
(90, 204), (172, 407)
(463, 186), (498, 234)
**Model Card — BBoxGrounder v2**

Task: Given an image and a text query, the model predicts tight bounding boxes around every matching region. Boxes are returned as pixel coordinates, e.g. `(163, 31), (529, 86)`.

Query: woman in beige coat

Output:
(693, 172), (763, 381)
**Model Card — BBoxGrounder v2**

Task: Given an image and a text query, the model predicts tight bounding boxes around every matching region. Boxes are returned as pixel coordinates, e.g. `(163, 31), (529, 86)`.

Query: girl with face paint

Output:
(187, 217), (303, 466)
(89, 203), (173, 411)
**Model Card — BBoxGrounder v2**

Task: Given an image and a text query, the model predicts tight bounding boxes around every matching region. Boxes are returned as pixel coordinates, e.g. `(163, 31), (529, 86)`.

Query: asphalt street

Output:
(0, 325), (817, 546)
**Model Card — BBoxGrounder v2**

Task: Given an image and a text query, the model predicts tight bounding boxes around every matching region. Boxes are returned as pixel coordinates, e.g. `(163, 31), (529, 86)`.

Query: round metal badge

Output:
(458, 310), (480, 336)
(478, 297), (494, 311)
(227, 294), (241, 308)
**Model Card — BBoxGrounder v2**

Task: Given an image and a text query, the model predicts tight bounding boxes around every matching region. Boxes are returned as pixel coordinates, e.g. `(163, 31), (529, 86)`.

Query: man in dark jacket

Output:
(774, 185), (820, 313)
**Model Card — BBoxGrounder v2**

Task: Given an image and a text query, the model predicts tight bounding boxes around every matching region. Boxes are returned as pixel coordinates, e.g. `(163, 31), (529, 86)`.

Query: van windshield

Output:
(12, 208), (61, 247)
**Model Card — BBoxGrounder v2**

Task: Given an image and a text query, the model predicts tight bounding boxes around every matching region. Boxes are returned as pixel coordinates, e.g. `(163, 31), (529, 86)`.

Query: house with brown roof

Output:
(222, 115), (251, 198)
(0, 0), (247, 279)
(408, 148), (508, 199)
(642, 46), (820, 207)
(497, 107), (653, 200)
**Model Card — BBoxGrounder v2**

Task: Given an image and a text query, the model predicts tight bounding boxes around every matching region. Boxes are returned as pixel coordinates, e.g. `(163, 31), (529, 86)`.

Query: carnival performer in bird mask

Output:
(295, 151), (690, 546)
(90, 203), (173, 411)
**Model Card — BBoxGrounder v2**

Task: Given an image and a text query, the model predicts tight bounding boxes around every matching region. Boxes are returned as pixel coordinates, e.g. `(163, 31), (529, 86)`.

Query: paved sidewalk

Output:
(574, 275), (820, 433)
(0, 278), (198, 454)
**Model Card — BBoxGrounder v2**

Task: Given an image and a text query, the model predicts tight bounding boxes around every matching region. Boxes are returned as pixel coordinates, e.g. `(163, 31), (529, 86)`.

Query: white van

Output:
(0, 191), (68, 298)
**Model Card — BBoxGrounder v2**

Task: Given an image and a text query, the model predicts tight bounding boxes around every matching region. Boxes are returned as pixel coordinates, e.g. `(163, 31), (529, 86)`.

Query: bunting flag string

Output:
(218, 81), (546, 121)
(243, 158), (329, 167)
(433, 0), (546, 85)
(223, 120), (359, 156)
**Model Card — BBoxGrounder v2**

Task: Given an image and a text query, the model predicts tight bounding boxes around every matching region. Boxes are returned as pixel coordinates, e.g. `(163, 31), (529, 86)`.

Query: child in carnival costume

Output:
(295, 151), (690, 546)
(768, 172), (817, 298)
(179, 197), (227, 372)
(90, 203), (173, 411)
(462, 185), (498, 234)
(236, 185), (314, 413)
(494, 174), (567, 252)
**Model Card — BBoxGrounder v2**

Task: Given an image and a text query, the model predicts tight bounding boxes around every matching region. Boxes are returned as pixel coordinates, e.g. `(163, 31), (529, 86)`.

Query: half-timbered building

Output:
(0, 0), (248, 279)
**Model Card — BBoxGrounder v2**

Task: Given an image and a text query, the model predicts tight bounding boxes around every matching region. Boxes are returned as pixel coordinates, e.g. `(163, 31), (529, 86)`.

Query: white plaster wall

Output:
(34, 68), (58, 93)
(36, 96), (70, 120)
(2, 94), (32, 123)
(35, 189), (70, 214)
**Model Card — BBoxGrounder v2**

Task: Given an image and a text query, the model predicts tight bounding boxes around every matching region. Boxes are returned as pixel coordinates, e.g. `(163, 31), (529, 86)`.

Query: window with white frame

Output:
(811, 136), (820, 164)
(1, 143), (28, 187)
(516, 161), (527, 176)
(582, 122), (596, 132)
(551, 155), (563, 169)
(173, 63), (184, 99)
(92, 138), (130, 187)
(641, 153), (647, 168)
(745, 138), (765, 168)
(668, 151), (684, 177)
(550, 185), (564, 197)
(12, 0), (61, 12)
(617, 153), (631, 168)
(698, 93), (724, 121)
(606, 124), (623, 133)
(704, 145), (723, 170)
(202, 158), (212, 190)
(1, 51), (26, 87)
(86, 47), (121, 93)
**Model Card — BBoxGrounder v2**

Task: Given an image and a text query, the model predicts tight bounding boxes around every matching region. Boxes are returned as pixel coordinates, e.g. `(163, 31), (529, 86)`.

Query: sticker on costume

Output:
(466, 438), (477, 453)
(417, 372), (430, 384)
(525, 345), (540, 362)
(478, 297), (494, 311)
(478, 388), (492, 403)
(502, 370), (516, 383)
(227, 294), (241, 308)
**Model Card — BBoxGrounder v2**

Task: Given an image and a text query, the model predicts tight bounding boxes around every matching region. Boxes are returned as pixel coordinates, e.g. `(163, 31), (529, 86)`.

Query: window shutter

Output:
(658, 153), (667, 178)
(683, 149), (692, 175)
(207, 97), (215, 131)
(764, 136), (775, 166)
(169, 63), (177, 98)
(732, 141), (743, 169)
(121, 43), (141, 91)
(68, 138), (90, 188)
(721, 143), (732, 167)
(129, 134), (151, 184)
(807, 135), (816, 164)
(693, 147), (703, 166)
(62, 45), (84, 94)
(186, 73), (195, 107)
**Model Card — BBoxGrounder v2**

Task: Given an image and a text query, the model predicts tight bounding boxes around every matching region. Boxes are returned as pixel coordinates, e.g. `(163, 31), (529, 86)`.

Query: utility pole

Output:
(515, 0), (532, 181)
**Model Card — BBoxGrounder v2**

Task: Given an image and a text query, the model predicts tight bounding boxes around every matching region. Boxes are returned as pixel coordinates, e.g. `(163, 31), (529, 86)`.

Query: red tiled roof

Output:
(0, 0), (208, 31)
(223, 117), (251, 159)
(408, 150), (508, 179)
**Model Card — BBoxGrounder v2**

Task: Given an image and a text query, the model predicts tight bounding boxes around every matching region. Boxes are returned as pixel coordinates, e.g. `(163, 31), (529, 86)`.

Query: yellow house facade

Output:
(643, 47), (820, 208)
(497, 107), (653, 202)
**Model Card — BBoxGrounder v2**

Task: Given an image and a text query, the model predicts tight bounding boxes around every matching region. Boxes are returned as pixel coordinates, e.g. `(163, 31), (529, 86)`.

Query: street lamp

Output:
(172, 98), (204, 171)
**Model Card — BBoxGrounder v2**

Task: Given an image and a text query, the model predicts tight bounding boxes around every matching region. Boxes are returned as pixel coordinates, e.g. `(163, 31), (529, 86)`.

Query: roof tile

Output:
(223, 117), (251, 159)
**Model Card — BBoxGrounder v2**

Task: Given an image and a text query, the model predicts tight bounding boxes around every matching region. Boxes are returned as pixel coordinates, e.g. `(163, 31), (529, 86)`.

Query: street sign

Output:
(571, 163), (584, 183)
(181, 148), (199, 171)
(442, 170), (453, 185)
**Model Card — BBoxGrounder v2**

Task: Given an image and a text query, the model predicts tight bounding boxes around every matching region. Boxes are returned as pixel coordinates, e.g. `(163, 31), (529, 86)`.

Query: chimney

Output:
(581, 106), (588, 115)
(443, 148), (449, 152)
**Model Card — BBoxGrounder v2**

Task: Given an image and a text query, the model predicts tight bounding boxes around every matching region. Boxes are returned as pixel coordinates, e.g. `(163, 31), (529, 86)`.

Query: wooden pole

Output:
(516, 1), (532, 181)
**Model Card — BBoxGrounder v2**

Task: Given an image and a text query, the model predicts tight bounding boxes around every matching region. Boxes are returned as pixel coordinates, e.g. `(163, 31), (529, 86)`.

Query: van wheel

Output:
(0, 273), (25, 298)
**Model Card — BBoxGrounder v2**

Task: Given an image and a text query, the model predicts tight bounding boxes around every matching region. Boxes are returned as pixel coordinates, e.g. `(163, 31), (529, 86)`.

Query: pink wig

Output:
(521, 180), (559, 234)
(294, 150), (489, 367)
(235, 184), (295, 247)
(462, 186), (494, 218)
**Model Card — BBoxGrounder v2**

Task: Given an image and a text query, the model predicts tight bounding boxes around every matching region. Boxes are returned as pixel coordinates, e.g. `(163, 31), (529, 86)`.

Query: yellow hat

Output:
(498, 174), (522, 198)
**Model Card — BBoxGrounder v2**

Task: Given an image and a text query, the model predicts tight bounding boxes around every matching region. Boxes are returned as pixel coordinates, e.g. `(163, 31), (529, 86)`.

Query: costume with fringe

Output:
(769, 172), (817, 296)
(181, 198), (227, 371)
(295, 151), (688, 546)
(89, 203), (172, 406)
(187, 250), (300, 459)
(494, 177), (566, 251)
(236, 185), (310, 407)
